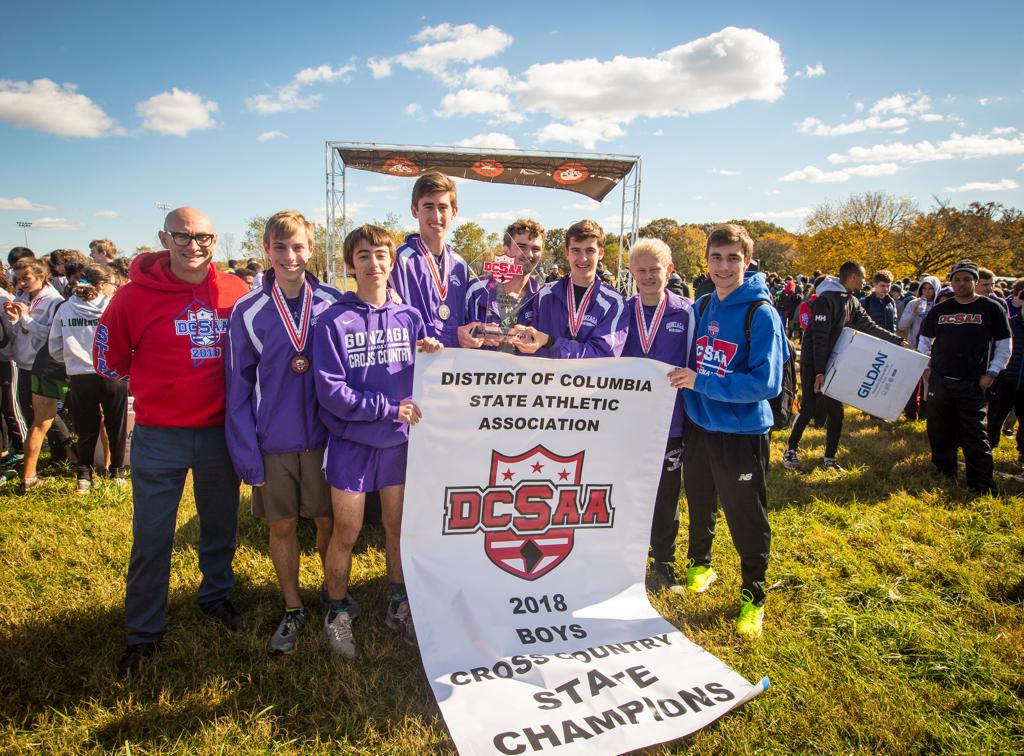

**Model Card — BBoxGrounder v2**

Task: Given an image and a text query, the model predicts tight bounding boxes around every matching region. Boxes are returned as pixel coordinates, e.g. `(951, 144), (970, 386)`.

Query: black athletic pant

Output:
(0, 360), (24, 455)
(15, 368), (72, 460)
(68, 373), (129, 480)
(986, 378), (1024, 457)
(649, 436), (682, 564)
(683, 424), (771, 605)
(926, 375), (994, 493)
(787, 360), (844, 458)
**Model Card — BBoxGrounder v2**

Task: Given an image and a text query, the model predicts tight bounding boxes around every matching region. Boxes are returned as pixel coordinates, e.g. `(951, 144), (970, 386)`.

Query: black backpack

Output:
(697, 295), (796, 431)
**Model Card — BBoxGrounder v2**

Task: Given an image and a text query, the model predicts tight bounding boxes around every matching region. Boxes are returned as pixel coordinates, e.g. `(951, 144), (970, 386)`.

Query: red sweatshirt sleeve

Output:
(93, 286), (133, 381)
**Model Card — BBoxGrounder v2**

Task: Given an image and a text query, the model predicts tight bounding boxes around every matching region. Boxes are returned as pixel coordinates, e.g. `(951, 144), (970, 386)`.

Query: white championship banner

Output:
(404, 350), (768, 755)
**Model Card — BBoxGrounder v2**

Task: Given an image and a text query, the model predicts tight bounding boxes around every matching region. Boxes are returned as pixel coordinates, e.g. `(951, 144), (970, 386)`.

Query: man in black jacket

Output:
(783, 261), (905, 471)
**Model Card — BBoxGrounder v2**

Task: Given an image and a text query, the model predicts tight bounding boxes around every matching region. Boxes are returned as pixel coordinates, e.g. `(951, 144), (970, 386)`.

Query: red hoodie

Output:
(94, 251), (249, 427)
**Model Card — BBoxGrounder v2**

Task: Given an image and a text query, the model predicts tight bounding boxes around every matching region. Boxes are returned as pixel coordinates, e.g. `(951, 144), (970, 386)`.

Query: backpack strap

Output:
(744, 299), (771, 346)
(697, 293), (711, 318)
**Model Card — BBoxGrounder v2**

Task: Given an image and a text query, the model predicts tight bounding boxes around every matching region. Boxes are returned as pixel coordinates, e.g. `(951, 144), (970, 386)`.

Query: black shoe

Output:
(202, 599), (243, 632)
(118, 642), (157, 679)
(648, 562), (684, 595)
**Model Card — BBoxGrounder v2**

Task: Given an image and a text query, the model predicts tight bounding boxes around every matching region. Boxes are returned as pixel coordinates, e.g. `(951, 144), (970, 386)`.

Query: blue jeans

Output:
(125, 424), (240, 645)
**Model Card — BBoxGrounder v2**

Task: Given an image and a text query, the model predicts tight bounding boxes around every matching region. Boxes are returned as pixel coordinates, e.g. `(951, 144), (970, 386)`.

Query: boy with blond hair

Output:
(226, 210), (345, 654)
(315, 224), (442, 659)
(622, 238), (695, 592)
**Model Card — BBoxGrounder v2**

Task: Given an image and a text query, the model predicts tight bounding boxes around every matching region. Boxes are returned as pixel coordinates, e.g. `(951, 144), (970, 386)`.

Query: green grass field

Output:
(1, 412), (1022, 754)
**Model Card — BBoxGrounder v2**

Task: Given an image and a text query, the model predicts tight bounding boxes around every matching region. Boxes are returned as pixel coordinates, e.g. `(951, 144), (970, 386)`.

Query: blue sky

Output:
(1, 1), (1022, 258)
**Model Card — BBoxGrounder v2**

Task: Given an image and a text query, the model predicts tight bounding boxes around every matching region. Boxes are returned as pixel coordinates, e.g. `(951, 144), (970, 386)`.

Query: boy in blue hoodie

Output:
(668, 224), (787, 639)
(313, 224), (442, 660)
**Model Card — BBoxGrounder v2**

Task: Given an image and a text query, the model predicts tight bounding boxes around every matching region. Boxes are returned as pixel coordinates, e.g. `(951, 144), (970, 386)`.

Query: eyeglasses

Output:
(165, 231), (215, 248)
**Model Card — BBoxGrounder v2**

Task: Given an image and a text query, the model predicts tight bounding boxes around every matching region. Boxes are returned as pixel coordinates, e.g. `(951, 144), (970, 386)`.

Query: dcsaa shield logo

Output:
(442, 445), (614, 580)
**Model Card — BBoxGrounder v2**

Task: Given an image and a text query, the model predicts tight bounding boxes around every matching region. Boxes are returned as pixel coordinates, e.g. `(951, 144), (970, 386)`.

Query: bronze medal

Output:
(290, 354), (310, 374)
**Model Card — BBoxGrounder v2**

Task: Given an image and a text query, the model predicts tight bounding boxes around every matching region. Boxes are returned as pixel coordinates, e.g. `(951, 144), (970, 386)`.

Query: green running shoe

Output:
(736, 591), (764, 639)
(685, 562), (717, 594)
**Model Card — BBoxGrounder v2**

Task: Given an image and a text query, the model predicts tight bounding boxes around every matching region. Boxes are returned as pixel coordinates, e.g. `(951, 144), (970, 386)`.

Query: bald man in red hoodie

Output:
(95, 207), (249, 678)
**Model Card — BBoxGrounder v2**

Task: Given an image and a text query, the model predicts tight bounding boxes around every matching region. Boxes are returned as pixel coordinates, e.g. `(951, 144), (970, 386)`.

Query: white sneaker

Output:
(782, 449), (801, 470)
(324, 609), (357, 659)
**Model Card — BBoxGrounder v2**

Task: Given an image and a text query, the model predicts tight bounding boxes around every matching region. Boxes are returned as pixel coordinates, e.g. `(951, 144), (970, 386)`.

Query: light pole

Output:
(156, 202), (170, 221)
(16, 221), (32, 246)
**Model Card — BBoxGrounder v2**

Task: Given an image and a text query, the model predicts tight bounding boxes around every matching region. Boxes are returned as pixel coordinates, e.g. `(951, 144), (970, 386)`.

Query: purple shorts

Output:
(324, 437), (408, 493)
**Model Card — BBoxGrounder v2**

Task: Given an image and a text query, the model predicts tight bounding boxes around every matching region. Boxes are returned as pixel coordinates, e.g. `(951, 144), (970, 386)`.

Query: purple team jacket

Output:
(530, 276), (628, 358)
(621, 291), (695, 438)
(389, 234), (469, 348)
(313, 292), (426, 449)
(225, 271), (343, 485)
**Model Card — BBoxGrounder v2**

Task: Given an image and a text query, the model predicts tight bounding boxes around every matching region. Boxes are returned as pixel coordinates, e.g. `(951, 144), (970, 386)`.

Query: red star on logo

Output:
(558, 469), (570, 481)
(502, 469), (514, 481)
(530, 461), (544, 473)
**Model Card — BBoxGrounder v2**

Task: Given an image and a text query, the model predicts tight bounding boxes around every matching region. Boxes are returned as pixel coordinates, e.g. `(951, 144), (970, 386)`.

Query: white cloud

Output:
(367, 58), (392, 79)
(246, 63), (354, 115)
(750, 207), (813, 220)
(366, 183), (399, 193)
(713, 168), (742, 176)
(479, 208), (537, 221)
(794, 62), (826, 78)
(652, 129), (664, 137)
(1017, 162), (1024, 172)
(0, 196), (55, 211)
(978, 97), (989, 106)
(778, 165), (851, 183)
(569, 200), (601, 210)
(855, 101), (865, 112)
(797, 114), (908, 136)
(991, 126), (1016, 135)
(0, 78), (122, 137)
(920, 113), (945, 122)
(518, 27), (783, 131)
(945, 178), (1018, 193)
(778, 162), (901, 183)
(456, 132), (517, 149)
(535, 119), (626, 150)
(136, 88), (218, 136)
(31, 216), (85, 231)
(374, 23), (512, 84)
(93, 210), (118, 218)
(464, 66), (513, 91)
(871, 93), (932, 116)
(258, 130), (286, 142)
(403, 103), (421, 115)
(437, 89), (518, 119)
(765, 189), (782, 196)
(827, 131), (1024, 164)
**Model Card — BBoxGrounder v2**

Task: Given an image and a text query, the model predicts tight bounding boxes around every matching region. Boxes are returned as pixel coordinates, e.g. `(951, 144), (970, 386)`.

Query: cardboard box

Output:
(822, 328), (928, 421)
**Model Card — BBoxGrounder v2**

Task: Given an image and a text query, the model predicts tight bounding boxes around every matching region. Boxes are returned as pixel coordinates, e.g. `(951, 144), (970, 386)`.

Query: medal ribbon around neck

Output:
(271, 279), (313, 353)
(636, 293), (668, 354)
(567, 280), (597, 338)
(415, 236), (449, 303)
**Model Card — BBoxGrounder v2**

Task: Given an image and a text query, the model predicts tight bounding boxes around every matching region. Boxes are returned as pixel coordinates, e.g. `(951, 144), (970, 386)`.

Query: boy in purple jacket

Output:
(226, 210), (345, 655)
(389, 171), (477, 349)
(314, 224), (442, 660)
(464, 218), (544, 353)
(511, 220), (627, 358)
(622, 238), (695, 594)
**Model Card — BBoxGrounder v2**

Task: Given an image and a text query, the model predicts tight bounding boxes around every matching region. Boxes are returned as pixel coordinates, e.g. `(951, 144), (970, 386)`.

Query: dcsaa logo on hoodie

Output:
(695, 330), (738, 377)
(174, 298), (230, 366)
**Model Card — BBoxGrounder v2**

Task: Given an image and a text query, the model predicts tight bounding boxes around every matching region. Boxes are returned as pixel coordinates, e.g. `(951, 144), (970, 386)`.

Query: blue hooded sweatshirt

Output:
(684, 271), (788, 435)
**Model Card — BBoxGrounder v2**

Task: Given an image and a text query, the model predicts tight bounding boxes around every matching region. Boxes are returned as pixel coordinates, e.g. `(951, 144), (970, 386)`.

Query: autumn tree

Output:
(451, 222), (489, 274)
(897, 201), (1022, 278)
